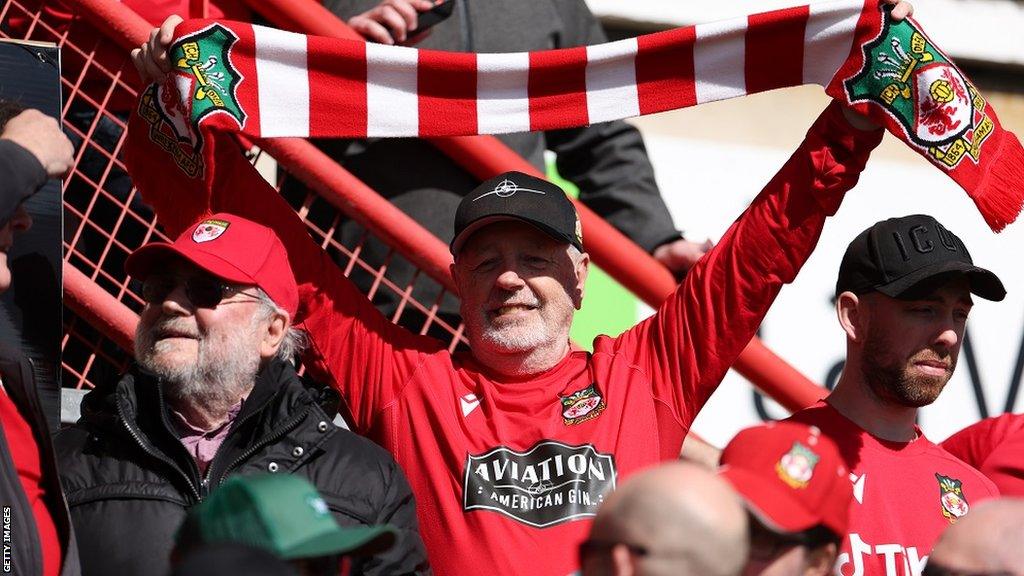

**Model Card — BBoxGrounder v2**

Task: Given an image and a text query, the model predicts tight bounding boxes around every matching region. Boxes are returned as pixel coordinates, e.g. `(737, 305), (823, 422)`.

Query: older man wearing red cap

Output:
(719, 422), (852, 576)
(54, 214), (429, 576)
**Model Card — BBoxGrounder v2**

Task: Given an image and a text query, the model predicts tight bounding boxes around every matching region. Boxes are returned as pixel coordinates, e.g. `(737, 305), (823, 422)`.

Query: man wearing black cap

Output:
(789, 214), (1004, 576)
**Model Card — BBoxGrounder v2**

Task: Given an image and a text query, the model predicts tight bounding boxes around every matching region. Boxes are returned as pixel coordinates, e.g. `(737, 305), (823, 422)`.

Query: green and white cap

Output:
(179, 474), (397, 560)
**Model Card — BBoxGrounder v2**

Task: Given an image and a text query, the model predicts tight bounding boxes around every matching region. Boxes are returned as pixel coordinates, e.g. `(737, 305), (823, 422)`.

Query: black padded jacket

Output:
(55, 359), (430, 576)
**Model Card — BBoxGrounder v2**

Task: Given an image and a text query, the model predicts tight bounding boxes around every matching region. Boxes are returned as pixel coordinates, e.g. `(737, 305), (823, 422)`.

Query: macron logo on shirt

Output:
(850, 473), (867, 504)
(461, 394), (481, 417)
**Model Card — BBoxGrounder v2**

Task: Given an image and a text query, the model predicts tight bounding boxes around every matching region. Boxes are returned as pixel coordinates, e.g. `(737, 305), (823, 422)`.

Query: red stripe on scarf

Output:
(635, 27), (697, 115)
(825, 0), (879, 97)
(419, 50), (477, 137)
(746, 6), (809, 94)
(230, 23), (260, 137)
(529, 46), (588, 132)
(308, 36), (367, 137)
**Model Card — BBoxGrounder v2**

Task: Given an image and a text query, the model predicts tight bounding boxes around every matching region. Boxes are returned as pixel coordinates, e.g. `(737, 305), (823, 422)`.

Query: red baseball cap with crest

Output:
(718, 421), (852, 538)
(125, 213), (298, 316)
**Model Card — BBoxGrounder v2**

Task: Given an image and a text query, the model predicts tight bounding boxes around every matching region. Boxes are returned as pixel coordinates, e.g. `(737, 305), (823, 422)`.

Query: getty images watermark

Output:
(3, 506), (11, 573)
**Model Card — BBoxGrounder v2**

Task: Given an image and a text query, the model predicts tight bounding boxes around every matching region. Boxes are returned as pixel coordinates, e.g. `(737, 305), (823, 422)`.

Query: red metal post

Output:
(258, 138), (457, 292)
(62, 0), (827, 412)
(63, 264), (139, 353)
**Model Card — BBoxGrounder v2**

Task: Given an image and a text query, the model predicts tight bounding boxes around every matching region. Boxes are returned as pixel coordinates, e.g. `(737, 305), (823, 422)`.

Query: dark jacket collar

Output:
(79, 358), (340, 499)
(79, 359), (340, 446)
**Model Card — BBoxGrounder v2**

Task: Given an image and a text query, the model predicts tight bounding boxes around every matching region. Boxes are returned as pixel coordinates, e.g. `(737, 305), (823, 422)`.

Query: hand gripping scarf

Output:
(125, 0), (1024, 232)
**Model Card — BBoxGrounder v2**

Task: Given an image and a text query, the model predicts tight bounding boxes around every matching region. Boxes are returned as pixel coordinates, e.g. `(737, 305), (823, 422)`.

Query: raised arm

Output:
(0, 107), (73, 223)
(614, 101), (884, 428)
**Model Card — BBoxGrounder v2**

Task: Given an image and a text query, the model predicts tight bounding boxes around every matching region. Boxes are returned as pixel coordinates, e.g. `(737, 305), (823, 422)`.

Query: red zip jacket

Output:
(127, 101), (882, 575)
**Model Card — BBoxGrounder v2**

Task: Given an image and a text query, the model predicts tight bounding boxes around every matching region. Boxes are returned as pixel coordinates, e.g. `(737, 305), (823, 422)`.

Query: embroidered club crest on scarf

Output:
(138, 23), (246, 178)
(844, 7), (993, 170)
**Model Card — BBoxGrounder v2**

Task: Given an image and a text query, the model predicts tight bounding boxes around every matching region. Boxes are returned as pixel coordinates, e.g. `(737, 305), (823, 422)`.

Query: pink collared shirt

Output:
(171, 400), (243, 476)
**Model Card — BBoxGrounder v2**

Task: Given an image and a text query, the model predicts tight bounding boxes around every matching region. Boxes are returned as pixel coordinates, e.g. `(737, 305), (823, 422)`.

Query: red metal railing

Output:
(1, 0), (823, 412)
(2, 0), (470, 393)
(241, 0), (825, 410)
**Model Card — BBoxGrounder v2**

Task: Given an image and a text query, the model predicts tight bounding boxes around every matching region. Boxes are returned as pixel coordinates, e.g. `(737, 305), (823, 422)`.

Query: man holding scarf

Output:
(128, 3), (917, 574)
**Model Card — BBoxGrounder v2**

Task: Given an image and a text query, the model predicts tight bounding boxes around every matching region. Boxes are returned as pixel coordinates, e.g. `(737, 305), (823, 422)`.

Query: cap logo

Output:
(192, 219), (230, 243)
(775, 441), (820, 489)
(306, 495), (330, 517)
(474, 178), (546, 201)
(574, 215), (583, 245)
(935, 473), (969, 523)
(891, 223), (959, 261)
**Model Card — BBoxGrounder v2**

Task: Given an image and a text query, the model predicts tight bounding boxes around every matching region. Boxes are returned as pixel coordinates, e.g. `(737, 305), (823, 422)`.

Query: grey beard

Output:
(155, 349), (259, 415)
(135, 318), (264, 417)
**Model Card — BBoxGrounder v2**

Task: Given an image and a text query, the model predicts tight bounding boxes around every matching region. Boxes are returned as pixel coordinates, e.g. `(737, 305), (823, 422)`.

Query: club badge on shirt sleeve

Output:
(935, 473), (970, 522)
(560, 383), (606, 426)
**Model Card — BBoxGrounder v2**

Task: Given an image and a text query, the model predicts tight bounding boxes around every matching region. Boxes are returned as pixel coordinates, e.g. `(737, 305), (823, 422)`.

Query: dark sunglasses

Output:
(141, 274), (261, 309)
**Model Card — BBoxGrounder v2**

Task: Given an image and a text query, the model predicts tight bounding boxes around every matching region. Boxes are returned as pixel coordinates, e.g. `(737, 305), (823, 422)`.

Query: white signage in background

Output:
(641, 133), (1024, 447)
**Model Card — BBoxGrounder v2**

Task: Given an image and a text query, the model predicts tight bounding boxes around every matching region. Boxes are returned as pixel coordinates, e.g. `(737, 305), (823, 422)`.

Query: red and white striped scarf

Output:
(128, 0), (1023, 231)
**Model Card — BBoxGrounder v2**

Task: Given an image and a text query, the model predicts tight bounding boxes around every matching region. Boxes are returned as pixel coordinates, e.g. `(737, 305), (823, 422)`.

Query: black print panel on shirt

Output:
(462, 441), (617, 528)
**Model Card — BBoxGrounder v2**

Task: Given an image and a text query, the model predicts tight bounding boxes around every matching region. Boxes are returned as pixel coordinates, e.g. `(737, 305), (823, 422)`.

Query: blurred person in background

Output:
(174, 474), (399, 576)
(789, 214), (1005, 575)
(924, 498), (1024, 576)
(0, 103), (78, 576)
(719, 422), (850, 576)
(580, 461), (748, 576)
(55, 213), (428, 576)
(942, 412), (1024, 497)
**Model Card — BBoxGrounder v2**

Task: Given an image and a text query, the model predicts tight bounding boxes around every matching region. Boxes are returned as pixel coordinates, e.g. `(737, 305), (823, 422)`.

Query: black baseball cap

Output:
(835, 214), (1005, 301)
(450, 171), (583, 254)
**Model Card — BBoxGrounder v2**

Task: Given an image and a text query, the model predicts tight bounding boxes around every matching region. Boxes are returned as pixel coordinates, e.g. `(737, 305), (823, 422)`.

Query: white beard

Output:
(135, 313), (265, 412)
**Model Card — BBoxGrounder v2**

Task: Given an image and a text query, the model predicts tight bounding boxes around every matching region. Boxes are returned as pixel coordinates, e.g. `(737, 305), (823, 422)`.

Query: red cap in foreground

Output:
(719, 421), (851, 538)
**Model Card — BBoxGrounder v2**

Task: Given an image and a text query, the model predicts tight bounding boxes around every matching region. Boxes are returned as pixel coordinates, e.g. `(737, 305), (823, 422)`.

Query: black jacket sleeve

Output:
(544, 0), (683, 253)
(0, 139), (46, 224)
(546, 122), (683, 252)
(357, 458), (431, 576)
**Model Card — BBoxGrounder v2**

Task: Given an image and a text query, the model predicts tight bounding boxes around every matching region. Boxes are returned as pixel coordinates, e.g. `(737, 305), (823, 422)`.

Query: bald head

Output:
(585, 462), (748, 576)
(928, 498), (1024, 575)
